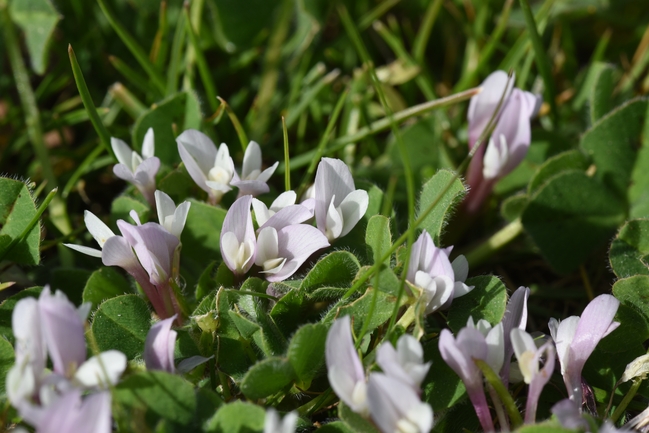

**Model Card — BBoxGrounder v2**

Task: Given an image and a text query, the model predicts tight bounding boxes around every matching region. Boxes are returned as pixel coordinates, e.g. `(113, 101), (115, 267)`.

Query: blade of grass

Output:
(279, 87), (480, 173)
(183, 4), (218, 113)
(110, 83), (147, 119)
(2, 4), (56, 188)
(519, 0), (558, 124)
(167, 9), (186, 95)
(150, 1), (169, 66)
(109, 55), (160, 97)
(618, 25), (649, 94)
(96, 0), (166, 94)
(412, 0), (443, 64)
(217, 97), (249, 152)
(454, 0), (514, 91)
(284, 69), (340, 128)
(282, 117), (290, 191)
(358, 0), (401, 30)
(296, 88), (349, 197)
(181, 0), (205, 91)
(68, 45), (112, 155)
(62, 145), (105, 198)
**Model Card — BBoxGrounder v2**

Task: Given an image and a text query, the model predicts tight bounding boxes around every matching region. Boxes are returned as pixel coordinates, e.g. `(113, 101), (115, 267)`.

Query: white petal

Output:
(451, 255), (469, 282)
(171, 201), (191, 238)
(255, 227), (279, 266)
(485, 322), (505, 373)
(74, 350), (126, 388)
(483, 135), (509, 179)
(142, 128), (155, 159)
(271, 191), (297, 211)
(63, 244), (103, 258)
(553, 316), (579, 375)
(242, 141), (262, 179)
(338, 189), (369, 238)
(252, 199), (272, 227)
(325, 196), (343, 241)
(129, 210), (141, 226)
(155, 190), (176, 227)
(84, 211), (115, 248)
(111, 138), (132, 167)
(256, 161), (279, 183)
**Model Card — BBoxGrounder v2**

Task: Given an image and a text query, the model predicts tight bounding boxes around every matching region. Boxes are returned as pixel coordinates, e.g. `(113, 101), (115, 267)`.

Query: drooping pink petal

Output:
(38, 288), (87, 377)
(267, 224), (329, 282)
(229, 179), (270, 197)
(326, 316), (367, 415)
(367, 373), (433, 433)
(260, 204), (313, 231)
(144, 316), (177, 373)
(112, 164), (136, 183)
(525, 340), (555, 424)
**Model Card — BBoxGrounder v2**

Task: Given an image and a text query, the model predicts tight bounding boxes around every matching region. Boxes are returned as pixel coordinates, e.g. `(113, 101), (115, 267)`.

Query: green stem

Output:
(476, 359), (523, 429)
(217, 97), (248, 152)
(610, 379), (642, 423)
(412, 0), (443, 64)
(358, 0), (401, 30)
(2, 5), (57, 188)
(519, 0), (558, 125)
(279, 87), (480, 172)
(110, 83), (147, 119)
(464, 219), (523, 268)
(184, 4), (218, 113)
(282, 117), (290, 191)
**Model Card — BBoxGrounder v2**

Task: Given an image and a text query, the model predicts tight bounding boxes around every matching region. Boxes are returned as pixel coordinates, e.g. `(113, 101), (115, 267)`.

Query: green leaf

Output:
(240, 357), (295, 399)
(91, 294), (151, 359)
(589, 62), (618, 124)
(228, 310), (260, 339)
(605, 275), (649, 350)
(181, 200), (227, 280)
(82, 267), (131, 311)
(216, 336), (254, 380)
(365, 215), (391, 266)
(270, 286), (307, 336)
(9, 0), (61, 74)
(300, 251), (360, 293)
(317, 422), (355, 433)
(338, 402), (380, 433)
(417, 169), (466, 244)
(521, 171), (626, 273)
(114, 371), (196, 427)
(580, 98), (648, 199)
(609, 219), (649, 278)
(210, 0), (279, 51)
(205, 401), (265, 433)
(0, 337), (15, 395)
(0, 286), (42, 343)
(132, 92), (202, 164)
(527, 150), (589, 195)
(0, 178), (40, 265)
(111, 196), (149, 227)
(422, 338), (465, 410)
(500, 193), (528, 222)
(513, 421), (578, 433)
(287, 323), (327, 387)
(158, 168), (202, 205)
(447, 276), (508, 332)
(195, 261), (219, 301)
(325, 288), (400, 334)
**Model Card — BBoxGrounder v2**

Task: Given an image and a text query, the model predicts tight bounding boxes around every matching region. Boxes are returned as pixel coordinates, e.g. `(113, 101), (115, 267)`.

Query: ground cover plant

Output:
(1, 0), (649, 431)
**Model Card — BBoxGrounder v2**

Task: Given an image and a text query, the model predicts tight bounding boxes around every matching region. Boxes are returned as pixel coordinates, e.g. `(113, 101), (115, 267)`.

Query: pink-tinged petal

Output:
(177, 139), (211, 194)
(176, 129), (218, 176)
(38, 288), (86, 376)
(267, 224), (329, 282)
(500, 286), (530, 383)
(550, 316), (579, 375)
(145, 316), (177, 373)
(368, 373), (433, 433)
(551, 399), (587, 430)
(101, 236), (140, 272)
(314, 158), (355, 234)
(377, 335), (430, 389)
(74, 391), (112, 433)
(407, 232), (426, 283)
(35, 389), (83, 433)
(84, 211), (115, 248)
(467, 70), (514, 149)
(64, 244), (103, 258)
(142, 128), (155, 159)
(257, 161), (279, 183)
(221, 195), (255, 245)
(75, 350), (127, 388)
(525, 341), (555, 424)
(133, 157), (160, 190)
(111, 138), (132, 167)
(301, 197), (315, 213)
(12, 297), (46, 370)
(338, 189), (369, 237)
(271, 191), (297, 210)
(439, 328), (486, 390)
(567, 294), (619, 402)
(326, 316), (367, 413)
(423, 275), (455, 314)
(261, 204), (313, 231)
(242, 141), (263, 179)
(230, 179), (270, 197)
(113, 163), (136, 182)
